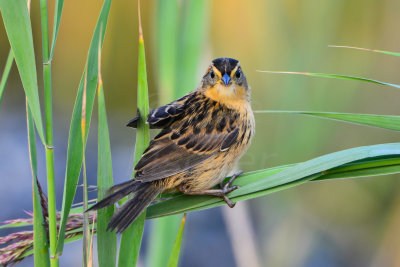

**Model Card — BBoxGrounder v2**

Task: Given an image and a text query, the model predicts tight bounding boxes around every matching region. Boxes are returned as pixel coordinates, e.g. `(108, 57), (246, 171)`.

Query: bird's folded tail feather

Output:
(87, 180), (141, 212)
(107, 183), (162, 233)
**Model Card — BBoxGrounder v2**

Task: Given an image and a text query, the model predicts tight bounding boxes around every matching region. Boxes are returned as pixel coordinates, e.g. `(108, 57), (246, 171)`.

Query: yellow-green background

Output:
(1, 0), (400, 266)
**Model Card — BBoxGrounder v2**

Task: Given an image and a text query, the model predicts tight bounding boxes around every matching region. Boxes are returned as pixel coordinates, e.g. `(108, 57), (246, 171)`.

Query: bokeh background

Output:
(1, 0), (400, 266)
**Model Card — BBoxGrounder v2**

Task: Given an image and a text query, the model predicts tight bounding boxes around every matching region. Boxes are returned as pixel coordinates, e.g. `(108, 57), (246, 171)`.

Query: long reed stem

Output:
(39, 0), (58, 265)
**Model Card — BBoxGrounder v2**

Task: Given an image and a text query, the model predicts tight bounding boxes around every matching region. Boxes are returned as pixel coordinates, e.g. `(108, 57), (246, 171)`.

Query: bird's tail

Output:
(87, 180), (162, 233)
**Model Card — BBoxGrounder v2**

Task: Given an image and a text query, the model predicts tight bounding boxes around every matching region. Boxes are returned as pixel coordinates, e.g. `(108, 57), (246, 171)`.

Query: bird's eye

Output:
(235, 70), (241, 78)
(210, 71), (215, 79)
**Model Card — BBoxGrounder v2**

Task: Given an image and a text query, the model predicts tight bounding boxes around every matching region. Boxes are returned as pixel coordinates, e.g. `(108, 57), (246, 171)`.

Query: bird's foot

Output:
(218, 171), (242, 208)
(220, 170), (242, 193)
(180, 171), (242, 208)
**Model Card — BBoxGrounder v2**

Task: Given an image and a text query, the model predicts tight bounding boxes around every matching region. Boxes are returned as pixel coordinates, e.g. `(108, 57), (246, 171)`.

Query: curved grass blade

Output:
(0, 0), (45, 143)
(0, 50), (13, 109)
(49, 0), (65, 60)
(26, 103), (50, 267)
(118, 2), (150, 265)
(167, 214), (186, 267)
(146, 143), (400, 218)
(7, 152), (399, 233)
(96, 39), (116, 267)
(329, 45), (400, 58)
(254, 111), (400, 131)
(257, 70), (400, 89)
(56, 0), (112, 255)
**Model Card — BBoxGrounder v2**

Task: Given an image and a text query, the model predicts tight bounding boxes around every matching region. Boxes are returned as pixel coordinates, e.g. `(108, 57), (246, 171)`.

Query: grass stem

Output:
(39, 0), (58, 265)
(82, 158), (89, 266)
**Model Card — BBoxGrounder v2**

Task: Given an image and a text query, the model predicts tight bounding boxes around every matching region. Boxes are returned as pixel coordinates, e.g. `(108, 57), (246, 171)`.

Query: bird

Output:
(88, 57), (255, 233)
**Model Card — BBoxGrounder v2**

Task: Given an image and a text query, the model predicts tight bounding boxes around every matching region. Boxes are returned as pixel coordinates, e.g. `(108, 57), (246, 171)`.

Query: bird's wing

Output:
(126, 94), (189, 129)
(134, 92), (241, 182)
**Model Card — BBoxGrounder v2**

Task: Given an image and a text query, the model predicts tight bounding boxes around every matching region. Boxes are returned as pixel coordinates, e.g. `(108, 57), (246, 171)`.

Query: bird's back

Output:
(141, 90), (255, 191)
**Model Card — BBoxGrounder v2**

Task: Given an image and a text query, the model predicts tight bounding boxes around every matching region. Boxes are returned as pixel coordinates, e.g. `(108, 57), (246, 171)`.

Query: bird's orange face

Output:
(201, 57), (250, 109)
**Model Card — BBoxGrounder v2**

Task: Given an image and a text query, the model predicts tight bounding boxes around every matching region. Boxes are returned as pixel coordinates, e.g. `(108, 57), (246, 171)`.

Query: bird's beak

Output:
(222, 73), (231, 86)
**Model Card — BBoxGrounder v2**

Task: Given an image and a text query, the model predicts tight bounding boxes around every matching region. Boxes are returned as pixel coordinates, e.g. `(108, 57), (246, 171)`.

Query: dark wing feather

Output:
(134, 91), (240, 182)
(126, 94), (188, 129)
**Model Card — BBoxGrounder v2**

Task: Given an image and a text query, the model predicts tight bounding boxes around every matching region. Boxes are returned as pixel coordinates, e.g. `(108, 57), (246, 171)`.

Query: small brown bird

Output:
(89, 57), (255, 232)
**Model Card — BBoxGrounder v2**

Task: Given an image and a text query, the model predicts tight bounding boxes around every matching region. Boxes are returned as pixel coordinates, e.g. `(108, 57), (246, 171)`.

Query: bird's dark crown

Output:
(212, 57), (239, 76)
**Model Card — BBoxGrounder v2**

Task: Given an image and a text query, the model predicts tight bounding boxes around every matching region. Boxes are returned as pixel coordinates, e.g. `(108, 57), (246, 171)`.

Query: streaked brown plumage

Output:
(89, 57), (255, 232)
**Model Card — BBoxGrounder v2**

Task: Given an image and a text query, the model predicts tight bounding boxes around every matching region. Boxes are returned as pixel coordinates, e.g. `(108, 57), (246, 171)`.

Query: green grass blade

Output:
(147, 216), (182, 267)
(167, 214), (186, 267)
(254, 110), (400, 131)
(329, 45), (400, 57)
(0, 50), (13, 109)
(175, 0), (208, 97)
(146, 143), (400, 218)
(56, 0), (112, 255)
(49, 0), (65, 60)
(156, 0), (178, 101)
(56, 70), (84, 255)
(0, 0), (45, 143)
(0, 221), (33, 230)
(257, 70), (400, 89)
(315, 157), (400, 180)
(26, 103), (50, 267)
(118, 5), (150, 265)
(96, 53), (117, 267)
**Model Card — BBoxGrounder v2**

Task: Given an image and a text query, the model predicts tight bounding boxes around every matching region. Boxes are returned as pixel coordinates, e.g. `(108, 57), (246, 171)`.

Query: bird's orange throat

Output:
(204, 84), (249, 110)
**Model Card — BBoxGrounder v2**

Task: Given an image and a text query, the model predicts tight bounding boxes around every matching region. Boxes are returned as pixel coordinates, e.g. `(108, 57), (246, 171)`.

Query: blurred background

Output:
(1, 0), (400, 266)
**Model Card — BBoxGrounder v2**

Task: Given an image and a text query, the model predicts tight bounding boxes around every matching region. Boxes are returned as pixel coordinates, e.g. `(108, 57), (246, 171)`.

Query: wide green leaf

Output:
(7, 150), (399, 233)
(254, 111), (400, 131)
(0, 0), (45, 143)
(56, 0), (112, 255)
(146, 143), (400, 218)
(118, 13), (150, 267)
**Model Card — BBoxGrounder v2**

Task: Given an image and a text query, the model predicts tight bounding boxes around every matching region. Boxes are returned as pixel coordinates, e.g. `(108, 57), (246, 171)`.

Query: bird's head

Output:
(201, 57), (250, 108)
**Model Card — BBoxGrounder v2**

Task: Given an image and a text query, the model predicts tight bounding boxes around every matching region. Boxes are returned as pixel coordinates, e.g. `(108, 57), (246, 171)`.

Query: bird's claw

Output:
(219, 170), (242, 208)
(180, 171), (243, 208)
